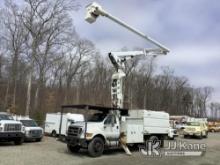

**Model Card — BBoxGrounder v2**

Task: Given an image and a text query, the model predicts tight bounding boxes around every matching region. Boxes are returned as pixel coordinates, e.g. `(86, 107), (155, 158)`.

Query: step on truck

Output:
(0, 112), (24, 145)
(65, 105), (170, 157)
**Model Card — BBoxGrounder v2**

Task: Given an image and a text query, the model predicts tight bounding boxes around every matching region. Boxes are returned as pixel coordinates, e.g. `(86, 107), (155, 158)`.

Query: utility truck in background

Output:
(45, 113), (84, 137)
(65, 105), (170, 157)
(0, 112), (24, 145)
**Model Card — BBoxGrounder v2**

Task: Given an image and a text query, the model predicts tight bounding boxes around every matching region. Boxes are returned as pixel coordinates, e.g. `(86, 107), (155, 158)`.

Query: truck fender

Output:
(91, 134), (106, 144)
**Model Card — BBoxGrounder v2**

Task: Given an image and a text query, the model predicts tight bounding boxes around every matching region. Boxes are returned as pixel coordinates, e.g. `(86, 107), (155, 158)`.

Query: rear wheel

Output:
(51, 130), (57, 137)
(88, 137), (104, 157)
(67, 144), (81, 153)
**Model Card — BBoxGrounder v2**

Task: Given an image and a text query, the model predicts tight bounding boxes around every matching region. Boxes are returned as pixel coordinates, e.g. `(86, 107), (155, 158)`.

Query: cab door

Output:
(103, 115), (120, 140)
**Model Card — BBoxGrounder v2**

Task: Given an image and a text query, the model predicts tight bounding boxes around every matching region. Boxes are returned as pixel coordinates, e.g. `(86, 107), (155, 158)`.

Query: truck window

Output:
(104, 115), (116, 125)
(20, 120), (38, 127)
(88, 113), (106, 122)
(0, 114), (13, 121)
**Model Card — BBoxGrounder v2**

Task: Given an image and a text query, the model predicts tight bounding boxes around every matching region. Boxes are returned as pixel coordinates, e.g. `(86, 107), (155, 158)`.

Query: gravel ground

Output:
(0, 133), (220, 165)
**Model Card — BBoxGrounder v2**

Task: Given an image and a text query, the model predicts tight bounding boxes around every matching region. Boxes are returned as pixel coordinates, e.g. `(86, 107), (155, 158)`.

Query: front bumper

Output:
(24, 134), (43, 140)
(0, 132), (24, 141)
(183, 131), (201, 136)
(66, 136), (88, 148)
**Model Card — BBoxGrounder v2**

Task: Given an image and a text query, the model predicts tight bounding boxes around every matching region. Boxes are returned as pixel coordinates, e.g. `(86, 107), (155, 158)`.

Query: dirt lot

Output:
(0, 133), (220, 165)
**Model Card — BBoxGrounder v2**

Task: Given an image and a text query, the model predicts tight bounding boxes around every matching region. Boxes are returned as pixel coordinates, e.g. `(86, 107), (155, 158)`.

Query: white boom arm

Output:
(85, 2), (170, 109)
(85, 2), (170, 54)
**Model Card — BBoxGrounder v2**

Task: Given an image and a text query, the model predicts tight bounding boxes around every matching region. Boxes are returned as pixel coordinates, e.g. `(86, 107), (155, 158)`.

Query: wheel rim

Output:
(94, 141), (103, 152)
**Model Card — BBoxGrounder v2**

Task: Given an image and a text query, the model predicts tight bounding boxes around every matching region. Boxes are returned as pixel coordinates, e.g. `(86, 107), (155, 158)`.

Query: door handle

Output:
(116, 126), (119, 129)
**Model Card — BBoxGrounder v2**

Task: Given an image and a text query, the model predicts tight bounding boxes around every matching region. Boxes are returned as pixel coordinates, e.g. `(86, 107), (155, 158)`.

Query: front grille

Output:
(186, 128), (196, 132)
(30, 130), (42, 136)
(68, 126), (82, 136)
(4, 124), (21, 132)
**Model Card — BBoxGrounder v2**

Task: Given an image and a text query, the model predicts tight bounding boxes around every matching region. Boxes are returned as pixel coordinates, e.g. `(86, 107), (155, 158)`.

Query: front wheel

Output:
(204, 131), (208, 138)
(88, 137), (104, 157)
(198, 132), (203, 139)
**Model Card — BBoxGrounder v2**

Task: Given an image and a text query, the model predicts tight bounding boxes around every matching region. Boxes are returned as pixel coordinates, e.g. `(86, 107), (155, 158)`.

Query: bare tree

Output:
(20, 0), (79, 115)
(0, 0), (26, 112)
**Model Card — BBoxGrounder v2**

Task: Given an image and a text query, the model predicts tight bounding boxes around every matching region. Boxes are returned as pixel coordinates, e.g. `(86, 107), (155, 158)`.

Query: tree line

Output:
(0, 0), (219, 122)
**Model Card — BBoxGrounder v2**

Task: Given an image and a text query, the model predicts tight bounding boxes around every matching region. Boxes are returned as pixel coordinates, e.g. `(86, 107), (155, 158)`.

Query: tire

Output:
(88, 137), (104, 157)
(14, 138), (24, 145)
(51, 130), (57, 137)
(36, 138), (42, 142)
(198, 132), (203, 139)
(67, 144), (81, 153)
(204, 131), (208, 138)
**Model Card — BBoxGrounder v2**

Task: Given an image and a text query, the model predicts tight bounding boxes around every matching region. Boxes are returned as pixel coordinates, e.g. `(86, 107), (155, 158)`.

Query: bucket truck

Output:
(66, 2), (171, 157)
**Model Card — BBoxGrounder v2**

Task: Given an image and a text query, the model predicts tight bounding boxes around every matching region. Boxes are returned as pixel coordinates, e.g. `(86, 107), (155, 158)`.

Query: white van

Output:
(45, 113), (84, 137)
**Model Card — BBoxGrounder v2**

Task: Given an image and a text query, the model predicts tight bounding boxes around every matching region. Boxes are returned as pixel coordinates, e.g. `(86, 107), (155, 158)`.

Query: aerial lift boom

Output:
(85, 2), (170, 109)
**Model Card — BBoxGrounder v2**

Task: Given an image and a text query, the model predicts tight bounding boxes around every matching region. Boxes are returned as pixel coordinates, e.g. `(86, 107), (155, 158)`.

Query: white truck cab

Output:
(0, 112), (24, 145)
(15, 116), (44, 142)
(65, 105), (170, 157)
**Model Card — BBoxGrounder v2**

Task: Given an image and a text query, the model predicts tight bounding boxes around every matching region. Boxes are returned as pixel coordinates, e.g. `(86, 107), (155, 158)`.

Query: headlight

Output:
(86, 133), (93, 138)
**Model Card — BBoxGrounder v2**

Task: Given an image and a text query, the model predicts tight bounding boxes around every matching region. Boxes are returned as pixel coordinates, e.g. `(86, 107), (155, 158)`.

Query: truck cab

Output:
(0, 112), (24, 145)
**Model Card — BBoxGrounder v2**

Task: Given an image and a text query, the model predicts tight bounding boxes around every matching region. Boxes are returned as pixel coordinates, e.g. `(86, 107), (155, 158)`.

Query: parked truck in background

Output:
(183, 121), (208, 139)
(14, 116), (44, 142)
(0, 112), (24, 145)
(65, 105), (170, 157)
(45, 113), (84, 137)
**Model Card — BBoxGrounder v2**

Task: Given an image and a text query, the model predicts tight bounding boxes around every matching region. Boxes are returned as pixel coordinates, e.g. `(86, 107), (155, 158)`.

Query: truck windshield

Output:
(187, 122), (200, 126)
(20, 120), (38, 127)
(0, 114), (13, 120)
(88, 113), (106, 122)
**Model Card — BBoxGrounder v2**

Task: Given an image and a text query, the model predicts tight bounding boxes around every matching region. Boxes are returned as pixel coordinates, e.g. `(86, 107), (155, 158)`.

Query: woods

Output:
(0, 0), (219, 122)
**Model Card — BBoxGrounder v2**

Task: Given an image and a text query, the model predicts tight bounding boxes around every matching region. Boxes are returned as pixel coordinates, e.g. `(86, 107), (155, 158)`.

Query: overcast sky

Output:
(0, 0), (219, 102)
(72, 0), (220, 102)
